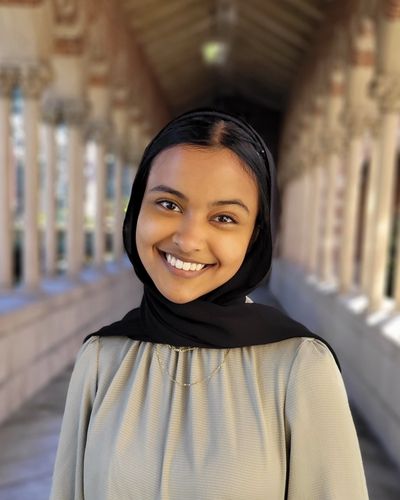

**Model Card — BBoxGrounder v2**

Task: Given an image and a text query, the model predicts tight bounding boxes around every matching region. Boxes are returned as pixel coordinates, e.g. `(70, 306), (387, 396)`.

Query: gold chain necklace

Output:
(154, 344), (230, 387)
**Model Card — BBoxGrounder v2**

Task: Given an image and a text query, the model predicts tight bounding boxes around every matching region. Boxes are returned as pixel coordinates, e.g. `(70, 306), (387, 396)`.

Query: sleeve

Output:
(285, 338), (369, 500)
(49, 336), (99, 500)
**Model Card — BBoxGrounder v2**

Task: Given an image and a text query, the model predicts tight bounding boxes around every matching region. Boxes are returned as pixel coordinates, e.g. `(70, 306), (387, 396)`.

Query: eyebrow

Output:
(148, 184), (250, 214)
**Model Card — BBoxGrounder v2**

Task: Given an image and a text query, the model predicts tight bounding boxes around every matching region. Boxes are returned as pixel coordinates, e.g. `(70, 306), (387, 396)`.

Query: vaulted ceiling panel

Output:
(121, 0), (326, 112)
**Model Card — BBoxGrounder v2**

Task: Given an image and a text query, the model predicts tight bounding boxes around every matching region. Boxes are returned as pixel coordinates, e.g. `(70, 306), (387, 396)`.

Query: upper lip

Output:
(159, 249), (214, 266)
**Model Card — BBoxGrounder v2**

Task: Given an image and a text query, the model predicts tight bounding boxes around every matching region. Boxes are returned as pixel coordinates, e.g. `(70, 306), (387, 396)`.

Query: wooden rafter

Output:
(120, 0), (326, 111)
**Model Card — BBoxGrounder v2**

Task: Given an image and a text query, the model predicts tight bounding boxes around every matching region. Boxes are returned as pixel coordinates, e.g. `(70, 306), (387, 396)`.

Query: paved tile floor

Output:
(0, 284), (399, 499)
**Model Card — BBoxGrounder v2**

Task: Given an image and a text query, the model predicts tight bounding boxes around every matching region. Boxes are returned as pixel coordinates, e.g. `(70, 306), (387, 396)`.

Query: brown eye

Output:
(157, 200), (181, 212)
(214, 214), (237, 224)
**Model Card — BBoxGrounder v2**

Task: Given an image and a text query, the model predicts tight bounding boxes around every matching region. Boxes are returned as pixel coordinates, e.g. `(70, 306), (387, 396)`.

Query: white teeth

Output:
(164, 253), (206, 272)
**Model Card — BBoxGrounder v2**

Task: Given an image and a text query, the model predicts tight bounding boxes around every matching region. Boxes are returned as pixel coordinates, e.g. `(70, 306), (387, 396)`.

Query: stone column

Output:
(112, 89), (128, 261)
(320, 67), (345, 284)
(338, 113), (367, 293)
(113, 154), (124, 260)
(93, 133), (107, 266)
(308, 163), (324, 275)
(0, 67), (16, 289)
(64, 102), (86, 276)
(360, 121), (380, 293)
(20, 66), (48, 290)
(293, 175), (303, 267)
(306, 97), (325, 275)
(366, 2), (400, 310)
(339, 19), (375, 294)
(41, 107), (57, 276)
(280, 182), (292, 261)
(320, 150), (340, 283)
(368, 77), (400, 310)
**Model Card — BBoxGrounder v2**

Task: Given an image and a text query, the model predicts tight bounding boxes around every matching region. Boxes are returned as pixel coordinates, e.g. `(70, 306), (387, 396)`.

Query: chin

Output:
(158, 286), (202, 304)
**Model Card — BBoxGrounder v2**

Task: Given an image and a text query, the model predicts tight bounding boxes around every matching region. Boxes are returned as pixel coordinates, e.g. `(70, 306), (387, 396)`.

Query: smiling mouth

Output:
(158, 250), (214, 273)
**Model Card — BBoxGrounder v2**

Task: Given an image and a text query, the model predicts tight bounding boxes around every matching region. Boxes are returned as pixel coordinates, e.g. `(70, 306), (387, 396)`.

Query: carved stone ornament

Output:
(42, 97), (88, 125)
(112, 86), (128, 108)
(53, 0), (78, 24)
(0, 66), (18, 97)
(342, 107), (370, 138)
(323, 129), (344, 156)
(18, 63), (52, 99)
(309, 146), (325, 167)
(54, 36), (84, 56)
(85, 118), (112, 145)
(370, 74), (400, 113)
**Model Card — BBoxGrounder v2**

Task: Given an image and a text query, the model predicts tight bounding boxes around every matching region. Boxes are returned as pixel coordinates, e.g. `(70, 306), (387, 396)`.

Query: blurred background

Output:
(0, 0), (399, 498)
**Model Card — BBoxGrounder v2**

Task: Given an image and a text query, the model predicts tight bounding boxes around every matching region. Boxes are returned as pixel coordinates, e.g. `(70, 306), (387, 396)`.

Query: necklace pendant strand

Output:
(167, 344), (197, 353)
(155, 344), (230, 387)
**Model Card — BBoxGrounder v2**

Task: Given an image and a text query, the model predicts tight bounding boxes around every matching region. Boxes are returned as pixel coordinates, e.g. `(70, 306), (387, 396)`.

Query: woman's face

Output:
(136, 145), (259, 303)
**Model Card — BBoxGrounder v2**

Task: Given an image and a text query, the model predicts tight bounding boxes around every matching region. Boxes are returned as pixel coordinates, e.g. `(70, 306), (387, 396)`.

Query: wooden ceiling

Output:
(121, 0), (326, 113)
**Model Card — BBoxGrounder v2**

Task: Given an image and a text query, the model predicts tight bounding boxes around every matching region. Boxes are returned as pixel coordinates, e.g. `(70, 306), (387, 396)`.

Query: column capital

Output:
(370, 74), (400, 112)
(86, 119), (111, 144)
(19, 63), (51, 99)
(342, 107), (371, 138)
(62, 99), (87, 125)
(323, 128), (344, 156)
(0, 66), (18, 97)
(42, 97), (87, 125)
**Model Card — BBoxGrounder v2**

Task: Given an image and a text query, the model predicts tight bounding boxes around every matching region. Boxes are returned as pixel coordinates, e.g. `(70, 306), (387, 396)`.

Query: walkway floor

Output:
(0, 284), (399, 499)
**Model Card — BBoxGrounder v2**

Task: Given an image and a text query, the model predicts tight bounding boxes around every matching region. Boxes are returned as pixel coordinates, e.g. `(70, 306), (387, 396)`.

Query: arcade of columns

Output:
(279, 0), (400, 315)
(0, 0), (169, 293)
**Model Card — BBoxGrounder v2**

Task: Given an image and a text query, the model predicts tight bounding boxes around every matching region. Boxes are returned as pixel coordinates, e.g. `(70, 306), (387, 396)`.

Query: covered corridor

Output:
(0, 0), (400, 498)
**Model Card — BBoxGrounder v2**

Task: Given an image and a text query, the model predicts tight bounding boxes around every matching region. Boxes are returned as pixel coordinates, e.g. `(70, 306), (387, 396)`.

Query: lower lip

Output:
(158, 250), (213, 279)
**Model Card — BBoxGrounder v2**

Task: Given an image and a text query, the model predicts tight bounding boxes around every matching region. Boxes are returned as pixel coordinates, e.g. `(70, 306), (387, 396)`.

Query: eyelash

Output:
(156, 200), (238, 224)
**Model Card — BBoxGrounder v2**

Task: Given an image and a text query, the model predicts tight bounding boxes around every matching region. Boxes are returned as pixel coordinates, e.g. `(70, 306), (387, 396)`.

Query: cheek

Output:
(136, 208), (166, 251)
(216, 232), (252, 269)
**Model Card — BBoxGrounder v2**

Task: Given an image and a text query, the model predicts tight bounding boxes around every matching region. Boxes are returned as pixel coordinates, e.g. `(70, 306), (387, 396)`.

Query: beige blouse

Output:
(50, 334), (369, 499)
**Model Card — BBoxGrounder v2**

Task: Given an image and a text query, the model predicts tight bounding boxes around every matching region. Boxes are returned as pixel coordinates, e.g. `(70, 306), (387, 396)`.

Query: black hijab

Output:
(85, 109), (340, 370)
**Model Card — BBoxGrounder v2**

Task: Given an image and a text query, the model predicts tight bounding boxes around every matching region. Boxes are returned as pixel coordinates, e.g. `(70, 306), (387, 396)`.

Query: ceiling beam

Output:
(134, 6), (208, 45)
(248, 0), (315, 36)
(232, 54), (292, 87)
(242, 2), (308, 49)
(131, 0), (201, 29)
(161, 64), (209, 87)
(283, 0), (324, 22)
(233, 31), (297, 73)
(232, 72), (287, 100)
(238, 16), (302, 61)
(155, 50), (204, 75)
(145, 20), (210, 57)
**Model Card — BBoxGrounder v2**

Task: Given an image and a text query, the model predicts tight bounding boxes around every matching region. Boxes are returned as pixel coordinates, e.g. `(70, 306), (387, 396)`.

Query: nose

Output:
(172, 215), (206, 254)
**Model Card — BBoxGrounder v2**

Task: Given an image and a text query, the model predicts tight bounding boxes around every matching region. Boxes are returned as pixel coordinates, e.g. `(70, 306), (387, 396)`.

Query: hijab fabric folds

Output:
(85, 109), (340, 371)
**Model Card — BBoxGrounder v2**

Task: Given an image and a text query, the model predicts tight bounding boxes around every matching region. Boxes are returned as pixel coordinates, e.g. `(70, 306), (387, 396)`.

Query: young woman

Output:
(50, 109), (369, 499)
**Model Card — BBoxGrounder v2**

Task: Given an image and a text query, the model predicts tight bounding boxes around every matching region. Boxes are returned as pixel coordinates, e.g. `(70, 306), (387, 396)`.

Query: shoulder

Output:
(289, 337), (340, 377)
(248, 336), (339, 390)
(285, 337), (347, 410)
(82, 335), (143, 385)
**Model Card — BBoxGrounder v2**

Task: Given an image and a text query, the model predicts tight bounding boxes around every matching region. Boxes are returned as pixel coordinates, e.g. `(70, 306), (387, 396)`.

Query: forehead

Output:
(147, 145), (258, 199)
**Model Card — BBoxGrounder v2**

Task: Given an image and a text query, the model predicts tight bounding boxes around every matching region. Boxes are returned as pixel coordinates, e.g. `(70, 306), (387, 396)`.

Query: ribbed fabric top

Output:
(50, 335), (369, 500)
